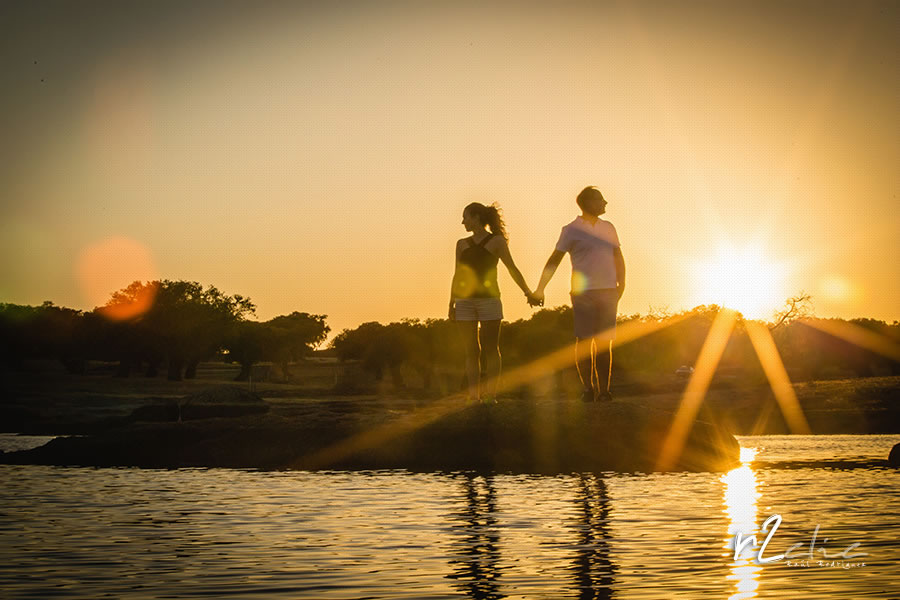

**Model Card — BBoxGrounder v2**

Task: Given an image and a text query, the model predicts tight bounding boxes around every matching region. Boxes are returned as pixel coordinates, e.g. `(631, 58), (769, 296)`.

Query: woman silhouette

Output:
(449, 202), (533, 402)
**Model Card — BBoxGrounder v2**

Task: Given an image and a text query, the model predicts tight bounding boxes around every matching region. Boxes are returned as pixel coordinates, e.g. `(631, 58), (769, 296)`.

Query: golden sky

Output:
(2, 0), (897, 334)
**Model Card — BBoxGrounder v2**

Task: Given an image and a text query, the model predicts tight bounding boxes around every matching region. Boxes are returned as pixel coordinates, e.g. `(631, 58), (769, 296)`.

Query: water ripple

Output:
(0, 435), (898, 598)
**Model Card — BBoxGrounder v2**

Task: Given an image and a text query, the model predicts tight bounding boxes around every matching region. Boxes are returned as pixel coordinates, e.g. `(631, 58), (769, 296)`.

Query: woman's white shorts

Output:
(454, 297), (503, 322)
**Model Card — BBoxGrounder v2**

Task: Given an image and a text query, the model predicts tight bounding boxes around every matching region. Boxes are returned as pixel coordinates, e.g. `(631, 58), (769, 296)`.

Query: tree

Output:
(332, 321), (416, 386)
(0, 302), (83, 370)
(265, 312), (330, 380)
(770, 292), (813, 331)
(99, 280), (256, 380)
(226, 320), (275, 381)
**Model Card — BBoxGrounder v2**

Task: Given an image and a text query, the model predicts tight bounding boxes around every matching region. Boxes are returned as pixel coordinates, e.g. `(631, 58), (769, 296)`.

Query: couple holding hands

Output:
(449, 186), (626, 404)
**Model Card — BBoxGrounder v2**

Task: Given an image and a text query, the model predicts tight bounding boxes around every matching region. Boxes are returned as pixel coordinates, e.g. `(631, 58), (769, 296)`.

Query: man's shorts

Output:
(454, 297), (503, 322)
(571, 288), (618, 340)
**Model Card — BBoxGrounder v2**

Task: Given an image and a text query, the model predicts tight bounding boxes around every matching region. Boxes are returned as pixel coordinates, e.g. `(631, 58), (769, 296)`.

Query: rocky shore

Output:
(5, 373), (900, 473)
(1, 387), (738, 472)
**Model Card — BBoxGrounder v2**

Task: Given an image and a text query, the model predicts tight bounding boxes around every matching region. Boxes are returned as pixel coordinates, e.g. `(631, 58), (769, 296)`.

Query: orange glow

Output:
(77, 236), (158, 319)
(1, 3), (897, 333)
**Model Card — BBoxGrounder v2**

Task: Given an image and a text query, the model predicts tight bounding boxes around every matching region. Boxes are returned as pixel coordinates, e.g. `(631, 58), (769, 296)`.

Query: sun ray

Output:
(745, 321), (811, 434)
(802, 319), (900, 363)
(656, 308), (738, 471)
(300, 305), (898, 472)
(297, 314), (688, 469)
(746, 393), (779, 437)
(496, 313), (690, 395)
(295, 394), (464, 469)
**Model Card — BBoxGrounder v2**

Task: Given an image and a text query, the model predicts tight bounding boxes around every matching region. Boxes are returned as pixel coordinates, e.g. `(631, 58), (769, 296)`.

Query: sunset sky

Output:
(2, 0), (897, 335)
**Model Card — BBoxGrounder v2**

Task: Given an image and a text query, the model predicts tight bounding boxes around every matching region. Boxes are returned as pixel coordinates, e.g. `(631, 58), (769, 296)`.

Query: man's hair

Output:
(576, 186), (604, 210)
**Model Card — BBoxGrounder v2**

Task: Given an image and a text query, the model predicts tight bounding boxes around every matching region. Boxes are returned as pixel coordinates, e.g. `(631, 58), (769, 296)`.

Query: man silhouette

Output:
(530, 187), (626, 402)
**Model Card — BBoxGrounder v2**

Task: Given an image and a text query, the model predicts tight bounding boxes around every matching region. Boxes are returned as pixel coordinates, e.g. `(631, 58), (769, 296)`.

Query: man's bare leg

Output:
(575, 337), (596, 401)
(596, 340), (613, 400)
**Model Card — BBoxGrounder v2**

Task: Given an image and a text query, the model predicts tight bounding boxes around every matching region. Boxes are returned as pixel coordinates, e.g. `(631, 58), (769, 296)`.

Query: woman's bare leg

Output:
(457, 321), (480, 401)
(479, 320), (502, 399)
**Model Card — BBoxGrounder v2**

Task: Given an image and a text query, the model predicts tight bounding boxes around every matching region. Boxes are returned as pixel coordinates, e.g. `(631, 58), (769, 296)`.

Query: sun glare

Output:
(694, 246), (786, 320)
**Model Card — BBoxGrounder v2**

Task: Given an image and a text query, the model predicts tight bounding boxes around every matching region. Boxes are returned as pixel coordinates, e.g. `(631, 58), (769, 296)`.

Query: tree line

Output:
(0, 280), (328, 381)
(1, 281), (898, 388)
(330, 304), (900, 391)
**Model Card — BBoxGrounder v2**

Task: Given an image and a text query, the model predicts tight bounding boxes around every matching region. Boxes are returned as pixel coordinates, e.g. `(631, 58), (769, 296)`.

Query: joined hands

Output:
(526, 290), (544, 308)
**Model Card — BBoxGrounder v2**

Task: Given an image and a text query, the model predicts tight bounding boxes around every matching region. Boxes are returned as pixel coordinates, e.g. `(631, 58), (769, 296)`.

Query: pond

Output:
(0, 434), (897, 598)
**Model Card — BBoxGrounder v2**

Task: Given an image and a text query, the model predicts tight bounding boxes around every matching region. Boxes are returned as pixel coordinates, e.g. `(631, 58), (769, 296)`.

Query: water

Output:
(0, 435), (897, 599)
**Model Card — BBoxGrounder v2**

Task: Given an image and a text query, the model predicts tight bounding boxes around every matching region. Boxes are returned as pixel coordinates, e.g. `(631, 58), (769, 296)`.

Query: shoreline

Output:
(1, 395), (739, 473)
(2, 369), (899, 473)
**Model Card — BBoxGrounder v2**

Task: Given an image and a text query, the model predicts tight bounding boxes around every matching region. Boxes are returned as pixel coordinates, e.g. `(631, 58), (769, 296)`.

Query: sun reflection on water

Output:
(722, 446), (762, 600)
(739, 447), (757, 463)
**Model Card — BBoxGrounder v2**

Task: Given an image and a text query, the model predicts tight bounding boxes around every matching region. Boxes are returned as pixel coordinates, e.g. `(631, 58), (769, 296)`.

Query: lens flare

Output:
(97, 281), (159, 322)
(818, 274), (858, 304)
(76, 236), (158, 319)
(453, 265), (479, 299)
(571, 271), (588, 295)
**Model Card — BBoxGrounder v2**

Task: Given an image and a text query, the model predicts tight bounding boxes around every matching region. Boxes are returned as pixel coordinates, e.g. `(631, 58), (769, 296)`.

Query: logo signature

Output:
(732, 514), (868, 567)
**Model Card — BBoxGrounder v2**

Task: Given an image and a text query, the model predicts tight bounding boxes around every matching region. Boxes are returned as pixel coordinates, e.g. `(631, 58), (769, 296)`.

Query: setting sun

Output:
(694, 245), (787, 320)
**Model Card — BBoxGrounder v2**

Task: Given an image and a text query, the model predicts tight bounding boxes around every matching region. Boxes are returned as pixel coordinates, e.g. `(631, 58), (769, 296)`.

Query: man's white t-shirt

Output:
(555, 217), (621, 293)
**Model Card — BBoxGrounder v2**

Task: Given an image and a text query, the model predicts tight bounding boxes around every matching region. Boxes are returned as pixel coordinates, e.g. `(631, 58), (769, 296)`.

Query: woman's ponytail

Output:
(485, 204), (508, 242)
(466, 202), (508, 242)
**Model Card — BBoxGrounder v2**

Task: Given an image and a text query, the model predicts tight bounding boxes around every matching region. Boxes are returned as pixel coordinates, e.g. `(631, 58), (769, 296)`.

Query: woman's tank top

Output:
(455, 234), (500, 299)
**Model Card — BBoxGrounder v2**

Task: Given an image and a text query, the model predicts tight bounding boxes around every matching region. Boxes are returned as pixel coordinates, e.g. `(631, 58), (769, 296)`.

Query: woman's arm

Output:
(532, 250), (565, 306)
(493, 240), (532, 297)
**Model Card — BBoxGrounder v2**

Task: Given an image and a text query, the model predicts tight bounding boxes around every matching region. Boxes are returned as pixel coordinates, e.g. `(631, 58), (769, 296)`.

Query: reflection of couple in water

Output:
(447, 473), (616, 600)
(449, 186), (626, 403)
